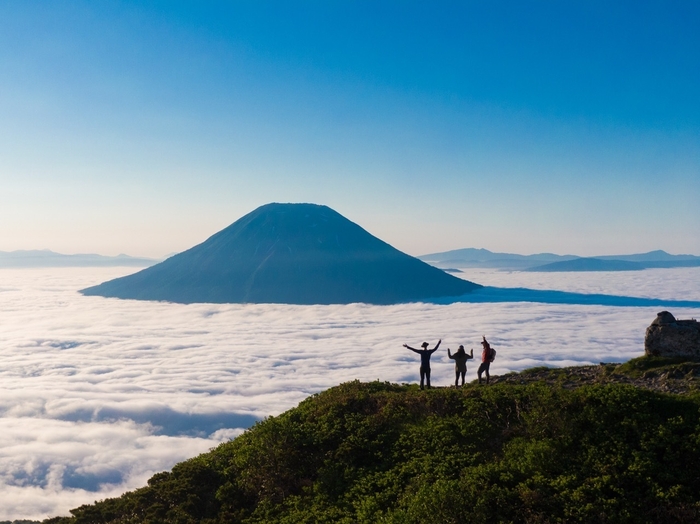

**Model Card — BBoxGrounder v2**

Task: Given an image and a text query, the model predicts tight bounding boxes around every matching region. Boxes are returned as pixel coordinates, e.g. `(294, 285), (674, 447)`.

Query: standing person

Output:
(477, 336), (496, 384)
(448, 345), (473, 387)
(403, 339), (441, 389)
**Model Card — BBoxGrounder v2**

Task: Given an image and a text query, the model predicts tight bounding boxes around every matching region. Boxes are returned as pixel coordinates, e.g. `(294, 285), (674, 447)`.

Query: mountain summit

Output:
(81, 203), (480, 304)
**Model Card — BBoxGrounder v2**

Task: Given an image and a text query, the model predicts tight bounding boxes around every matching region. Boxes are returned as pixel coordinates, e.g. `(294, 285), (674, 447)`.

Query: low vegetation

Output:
(46, 357), (700, 523)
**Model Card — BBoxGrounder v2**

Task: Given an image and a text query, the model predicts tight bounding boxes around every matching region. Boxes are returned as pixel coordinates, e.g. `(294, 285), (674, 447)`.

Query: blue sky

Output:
(1, 1), (698, 257)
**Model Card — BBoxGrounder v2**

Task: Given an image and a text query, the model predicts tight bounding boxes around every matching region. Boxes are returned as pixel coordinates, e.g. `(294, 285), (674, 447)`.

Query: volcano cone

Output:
(81, 203), (481, 304)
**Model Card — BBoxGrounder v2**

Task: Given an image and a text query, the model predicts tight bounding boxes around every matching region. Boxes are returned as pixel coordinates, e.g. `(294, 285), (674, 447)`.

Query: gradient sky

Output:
(1, 1), (698, 258)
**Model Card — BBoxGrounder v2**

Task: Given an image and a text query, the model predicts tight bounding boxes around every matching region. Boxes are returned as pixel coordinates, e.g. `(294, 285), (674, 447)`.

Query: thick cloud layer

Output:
(0, 266), (698, 519)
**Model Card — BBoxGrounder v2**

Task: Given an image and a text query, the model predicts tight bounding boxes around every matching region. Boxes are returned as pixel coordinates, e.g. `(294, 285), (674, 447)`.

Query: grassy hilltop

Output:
(46, 357), (700, 524)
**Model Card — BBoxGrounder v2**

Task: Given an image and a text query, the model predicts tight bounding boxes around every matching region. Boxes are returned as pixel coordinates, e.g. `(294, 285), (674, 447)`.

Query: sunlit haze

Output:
(1, 1), (698, 257)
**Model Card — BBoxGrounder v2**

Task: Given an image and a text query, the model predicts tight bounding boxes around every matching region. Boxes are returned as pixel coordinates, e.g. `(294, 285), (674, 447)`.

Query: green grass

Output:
(614, 355), (700, 378)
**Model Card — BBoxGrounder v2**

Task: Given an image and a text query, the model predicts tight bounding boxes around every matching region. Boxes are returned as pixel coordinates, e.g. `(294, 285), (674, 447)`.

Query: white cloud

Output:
(0, 266), (698, 519)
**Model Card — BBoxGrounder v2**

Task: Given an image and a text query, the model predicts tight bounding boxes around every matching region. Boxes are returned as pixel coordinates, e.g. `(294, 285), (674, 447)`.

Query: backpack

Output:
(488, 348), (496, 363)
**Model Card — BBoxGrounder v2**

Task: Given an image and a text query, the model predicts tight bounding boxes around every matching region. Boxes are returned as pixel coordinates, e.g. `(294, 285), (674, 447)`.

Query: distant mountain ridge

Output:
(420, 248), (700, 272)
(82, 203), (481, 305)
(419, 248), (578, 269)
(526, 258), (645, 272)
(0, 250), (157, 268)
(596, 250), (700, 262)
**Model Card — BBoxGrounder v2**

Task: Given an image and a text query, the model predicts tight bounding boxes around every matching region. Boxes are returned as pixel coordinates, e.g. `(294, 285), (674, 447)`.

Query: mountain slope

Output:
(48, 360), (700, 524)
(81, 203), (480, 305)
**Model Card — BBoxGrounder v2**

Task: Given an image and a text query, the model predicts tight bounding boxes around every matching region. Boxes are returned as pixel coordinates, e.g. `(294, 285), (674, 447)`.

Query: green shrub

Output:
(48, 380), (700, 524)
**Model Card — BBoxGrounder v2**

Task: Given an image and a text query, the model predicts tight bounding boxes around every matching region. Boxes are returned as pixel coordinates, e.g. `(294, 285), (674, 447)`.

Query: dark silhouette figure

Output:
(403, 339), (441, 389)
(448, 345), (474, 387)
(477, 336), (495, 384)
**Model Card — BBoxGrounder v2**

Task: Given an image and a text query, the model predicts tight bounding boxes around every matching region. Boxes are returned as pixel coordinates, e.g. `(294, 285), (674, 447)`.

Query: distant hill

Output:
(49, 359), (700, 524)
(597, 250), (700, 263)
(419, 248), (578, 269)
(595, 250), (700, 269)
(0, 250), (156, 268)
(81, 203), (481, 305)
(420, 248), (700, 271)
(526, 257), (645, 272)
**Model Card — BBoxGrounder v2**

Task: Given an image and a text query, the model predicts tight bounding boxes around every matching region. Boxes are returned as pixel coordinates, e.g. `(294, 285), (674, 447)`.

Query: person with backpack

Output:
(403, 339), (441, 389)
(447, 345), (473, 387)
(477, 336), (496, 384)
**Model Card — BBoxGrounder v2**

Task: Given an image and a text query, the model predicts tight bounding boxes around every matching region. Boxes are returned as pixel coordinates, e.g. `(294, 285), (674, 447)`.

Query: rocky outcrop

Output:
(645, 311), (700, 357)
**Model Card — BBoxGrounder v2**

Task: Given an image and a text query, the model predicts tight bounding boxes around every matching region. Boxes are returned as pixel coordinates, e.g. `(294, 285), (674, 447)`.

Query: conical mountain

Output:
(81, 203), (481, 305)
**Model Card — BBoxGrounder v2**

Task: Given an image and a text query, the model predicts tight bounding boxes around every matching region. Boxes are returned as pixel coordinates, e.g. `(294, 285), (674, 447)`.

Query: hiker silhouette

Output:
(403, 339), (441, 389)
(477, 336), (496, 384)
(448, 345), (473, 387)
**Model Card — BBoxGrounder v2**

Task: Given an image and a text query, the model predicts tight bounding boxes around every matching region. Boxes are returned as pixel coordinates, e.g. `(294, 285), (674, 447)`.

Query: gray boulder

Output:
(645, 311), (700, 357)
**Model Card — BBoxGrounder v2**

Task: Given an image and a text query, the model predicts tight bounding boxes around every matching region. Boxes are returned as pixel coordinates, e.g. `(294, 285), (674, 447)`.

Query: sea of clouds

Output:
(1, 266), (699, 519)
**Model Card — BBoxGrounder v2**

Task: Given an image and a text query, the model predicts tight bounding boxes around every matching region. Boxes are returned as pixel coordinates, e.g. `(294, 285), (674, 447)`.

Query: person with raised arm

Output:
(448, 345), (473, 387)
(403, 339), (441, 389)
(477, 336), (496, 384)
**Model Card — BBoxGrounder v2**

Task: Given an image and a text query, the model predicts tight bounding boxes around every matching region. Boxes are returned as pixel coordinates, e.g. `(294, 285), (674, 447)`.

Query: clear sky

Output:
(1, 1), (698, 258)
